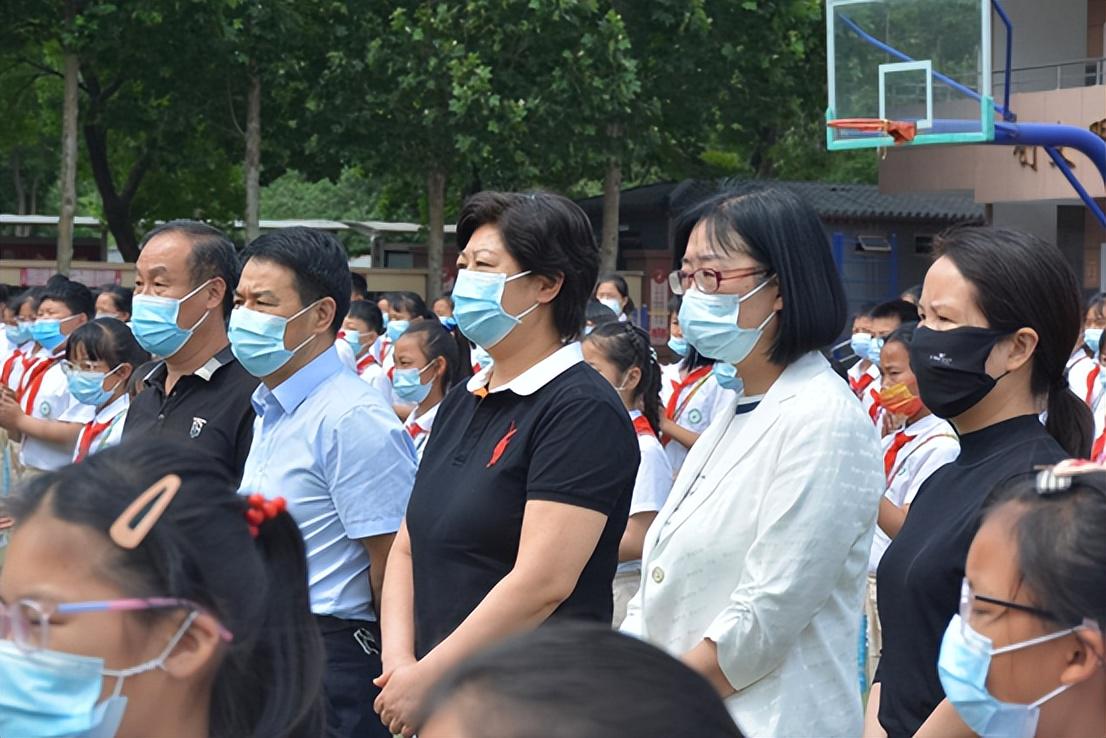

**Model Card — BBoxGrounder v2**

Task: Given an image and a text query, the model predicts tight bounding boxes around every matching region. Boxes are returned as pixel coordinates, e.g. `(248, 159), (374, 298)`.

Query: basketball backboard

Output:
(826, 0), (995, 150)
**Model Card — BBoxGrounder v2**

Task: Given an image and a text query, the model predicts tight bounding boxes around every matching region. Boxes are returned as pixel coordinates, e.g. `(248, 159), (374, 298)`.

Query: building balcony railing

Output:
(993, 57), (1106, 94)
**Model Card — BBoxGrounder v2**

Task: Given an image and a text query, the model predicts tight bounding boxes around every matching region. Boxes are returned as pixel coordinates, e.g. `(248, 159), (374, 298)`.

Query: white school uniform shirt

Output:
(623, 351), (884, 738)
(659, 363), (733, 475)
(403, 401), (440, 462)
(856, 366), (883, 425)
(1090, 388), (1106, 462)
(868, 414), (959, 574)
(1067, 351), (1100, 407)
(3, 340), (39, 392)
(64, 393), (130, 462)
(20, 350), (94, 470)
(618, 410), (674, 575)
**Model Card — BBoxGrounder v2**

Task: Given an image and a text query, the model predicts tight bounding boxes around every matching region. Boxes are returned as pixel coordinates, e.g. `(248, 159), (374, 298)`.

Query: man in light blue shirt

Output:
(232, 227), (417, 738)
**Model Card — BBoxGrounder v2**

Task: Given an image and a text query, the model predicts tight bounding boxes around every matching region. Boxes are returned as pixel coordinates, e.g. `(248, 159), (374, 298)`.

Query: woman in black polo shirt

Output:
(373, 191), (639, 736)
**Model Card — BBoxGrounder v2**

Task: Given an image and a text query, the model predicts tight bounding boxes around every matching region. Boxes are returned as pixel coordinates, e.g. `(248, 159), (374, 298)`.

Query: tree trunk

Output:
(30, 176), (39, 215)
(57, 50), (80, 277)
(11, 151), (28, 237)
(83, 122), (145, 262)
(426, 167), (446, 300)
(244, 62), (262, 244)
(599, 155), (622, 275)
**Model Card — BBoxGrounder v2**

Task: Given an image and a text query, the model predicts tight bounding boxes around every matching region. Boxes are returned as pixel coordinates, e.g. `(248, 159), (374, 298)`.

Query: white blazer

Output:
(622, 351), (883, 738)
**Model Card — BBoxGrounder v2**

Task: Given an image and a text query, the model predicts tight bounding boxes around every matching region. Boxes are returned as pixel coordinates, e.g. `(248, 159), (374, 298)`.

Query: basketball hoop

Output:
(827, 118), (918, 145)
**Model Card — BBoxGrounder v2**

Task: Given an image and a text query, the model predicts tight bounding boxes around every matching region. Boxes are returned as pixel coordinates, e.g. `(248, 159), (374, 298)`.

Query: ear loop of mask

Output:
(180, 279), (216, 334)
(285, 300), (324, 356)
(503, 271), (540, 323)
(101, 610), (198, 698)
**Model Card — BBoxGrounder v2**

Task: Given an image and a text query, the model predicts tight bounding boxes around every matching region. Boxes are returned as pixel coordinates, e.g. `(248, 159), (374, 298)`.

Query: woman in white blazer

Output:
(622, 186), (884, 738)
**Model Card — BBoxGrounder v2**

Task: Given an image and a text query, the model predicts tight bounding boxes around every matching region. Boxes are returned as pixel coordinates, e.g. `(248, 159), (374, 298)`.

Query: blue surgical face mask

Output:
(67, 366), (124, 408)
(31, 315), (80, 352)
(851, 332), (873, 360)
(228, 302), (319, 378)
(599, 297), (623, 316)
(393, 363), (435, 404)
(678, 280), (775, 365)
(439, 315), (458, 331)
(0, 611), (195, 738)
(130, 280), (213, 358)
(1085, 328), (1103, 355)
(667, 336), (689, 358)
(453, 269), (538, 349)
(386, 319), (410, 344)
(938, 614), (1082, 738)
(5, 320), (32, 346)
(712, 362), (744, 394)
(341, 330), (362, 357)
(867, 336), (885, 367)
(471, 344), (493, 370)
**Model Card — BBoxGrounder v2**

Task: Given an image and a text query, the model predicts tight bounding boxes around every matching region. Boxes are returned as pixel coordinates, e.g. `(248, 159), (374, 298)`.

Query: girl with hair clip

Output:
(391, 320), (472, 461)
(59, 318), (150, 462)
(658, 297), (734, 477)
(594, 273), (635, 323)
(870, 226), (1094, 738)
(1066, 292), (1106, 408)
(582, 322), (674, 627)
(914, 461), (1106, 738)
(0, 440), (326, 738)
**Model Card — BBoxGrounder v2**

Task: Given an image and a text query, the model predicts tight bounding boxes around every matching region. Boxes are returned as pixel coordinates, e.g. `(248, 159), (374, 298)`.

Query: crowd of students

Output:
(0, 185), (1104, 738)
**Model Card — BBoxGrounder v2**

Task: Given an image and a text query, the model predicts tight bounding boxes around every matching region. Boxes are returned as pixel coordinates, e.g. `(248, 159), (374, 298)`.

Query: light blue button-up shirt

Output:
(239, 345), (417, 621)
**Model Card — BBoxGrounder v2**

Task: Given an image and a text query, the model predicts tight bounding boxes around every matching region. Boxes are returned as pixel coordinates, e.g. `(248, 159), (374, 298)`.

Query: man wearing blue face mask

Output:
(121, 221), (258, 484)
(233, 226), (417, 738)
(0, 278), (93, 474)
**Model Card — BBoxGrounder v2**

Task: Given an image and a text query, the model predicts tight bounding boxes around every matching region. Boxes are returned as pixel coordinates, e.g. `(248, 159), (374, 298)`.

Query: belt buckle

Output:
(353, 627), (379, 657)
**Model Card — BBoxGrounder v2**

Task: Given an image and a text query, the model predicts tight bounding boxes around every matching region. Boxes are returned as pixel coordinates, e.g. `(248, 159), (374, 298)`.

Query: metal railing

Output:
(993, 57), (1106, 95)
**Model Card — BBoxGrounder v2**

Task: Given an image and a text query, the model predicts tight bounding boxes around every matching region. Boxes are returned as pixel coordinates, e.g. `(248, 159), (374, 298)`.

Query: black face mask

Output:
(908, 325), (1012, 419)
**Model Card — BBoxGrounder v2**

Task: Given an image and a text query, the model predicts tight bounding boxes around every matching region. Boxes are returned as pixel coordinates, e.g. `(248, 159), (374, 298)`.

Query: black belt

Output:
(315, 614), (380, 656)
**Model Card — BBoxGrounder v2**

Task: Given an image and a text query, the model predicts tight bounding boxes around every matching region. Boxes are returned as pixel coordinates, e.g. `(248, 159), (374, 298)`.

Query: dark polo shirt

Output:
(122, 345), (258, 483)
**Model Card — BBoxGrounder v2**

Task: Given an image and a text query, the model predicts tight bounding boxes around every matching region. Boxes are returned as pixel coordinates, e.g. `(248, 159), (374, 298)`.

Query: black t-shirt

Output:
(121, 345), (258, 484)
(875, 414), (1066, 738)
(406, 355), (638, 658)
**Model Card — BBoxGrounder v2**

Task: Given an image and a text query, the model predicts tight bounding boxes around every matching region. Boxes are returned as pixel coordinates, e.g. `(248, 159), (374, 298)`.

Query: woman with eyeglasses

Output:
(913, 463), (1106, 738)
(374, 192), (638, 737)
(869, 227), (1093, 738)
(621, 186), (884, 737)
(0, 440), (326, 738)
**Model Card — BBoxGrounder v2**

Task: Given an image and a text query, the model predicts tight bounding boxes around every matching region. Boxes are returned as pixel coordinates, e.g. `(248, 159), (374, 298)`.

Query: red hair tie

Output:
(244, 494), (287, 539)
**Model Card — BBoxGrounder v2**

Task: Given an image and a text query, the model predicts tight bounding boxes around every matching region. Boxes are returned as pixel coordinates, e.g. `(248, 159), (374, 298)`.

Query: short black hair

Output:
(870, 298), (919, 325)
(39, 276), (94, 318)
(350, 271), (368, 300)
(98, 285), (133, 316)
(457, 191), (599, 343)
(674, 185), (847, 366)
(389, 291), (433, 321)
(418, 624), (744, 738)
(347, 300), (384, 335)
(140, 220), (240, 318)
(586, 298), (620, 328)
(66, 318), (150, 369)
(242, 227), (352, 335)
(883, 321), (918, 350)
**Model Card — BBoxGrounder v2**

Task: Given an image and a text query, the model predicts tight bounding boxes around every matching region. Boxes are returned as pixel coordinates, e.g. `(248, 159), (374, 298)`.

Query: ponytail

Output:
(1045, 383), (1093, 459)
(585, 322), (663, 437)
(403, 319), (473, 392)
(5, 442), (327, 738)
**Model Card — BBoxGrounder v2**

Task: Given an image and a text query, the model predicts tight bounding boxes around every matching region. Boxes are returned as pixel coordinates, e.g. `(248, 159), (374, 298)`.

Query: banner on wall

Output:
(20, 268), (123, 287)
(649, 268), (669, 344)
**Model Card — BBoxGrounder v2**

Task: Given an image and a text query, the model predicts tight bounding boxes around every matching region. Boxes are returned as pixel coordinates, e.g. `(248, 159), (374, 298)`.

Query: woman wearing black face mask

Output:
(865, 226), (1094, 738)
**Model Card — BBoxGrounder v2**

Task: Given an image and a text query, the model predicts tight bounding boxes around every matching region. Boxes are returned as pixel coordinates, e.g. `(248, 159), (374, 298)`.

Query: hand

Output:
(373, 660), (433, 738)
(0, 394), (24, 431)
(0, 516), (13, 531)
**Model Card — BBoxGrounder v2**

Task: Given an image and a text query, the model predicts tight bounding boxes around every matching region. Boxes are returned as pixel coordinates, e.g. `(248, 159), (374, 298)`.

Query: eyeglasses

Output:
(60, 360), (110, 376)
(0, 597), (234, 652)
(668, 266), (770, 296)
(958, 578), (1072, 632)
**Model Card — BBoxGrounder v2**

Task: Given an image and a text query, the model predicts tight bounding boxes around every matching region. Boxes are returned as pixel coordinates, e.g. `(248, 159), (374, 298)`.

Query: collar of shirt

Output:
(252, 344), (342, 418)
(144, 344), (236, 388)
(405, 401), (441, 438)
(465, 342), (583, 396)
(94, 393), (130, 423)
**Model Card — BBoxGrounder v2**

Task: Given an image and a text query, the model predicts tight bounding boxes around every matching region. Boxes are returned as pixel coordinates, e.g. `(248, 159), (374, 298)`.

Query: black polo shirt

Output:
(121, 345), (258, 483)
(406, 344), (638, 658)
